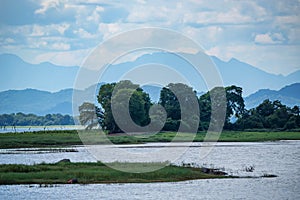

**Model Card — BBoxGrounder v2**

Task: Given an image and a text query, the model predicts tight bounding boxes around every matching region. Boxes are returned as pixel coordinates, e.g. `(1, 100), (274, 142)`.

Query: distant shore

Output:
(0, 130), (299, 149)
(0, 125), (84, 133)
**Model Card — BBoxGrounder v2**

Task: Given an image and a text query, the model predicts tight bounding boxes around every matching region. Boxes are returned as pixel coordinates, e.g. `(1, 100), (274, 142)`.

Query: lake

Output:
(0, 141), (299, 199)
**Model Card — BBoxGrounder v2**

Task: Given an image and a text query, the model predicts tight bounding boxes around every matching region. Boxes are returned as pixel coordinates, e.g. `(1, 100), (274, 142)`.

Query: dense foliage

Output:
(93, 81), (300, 133)
(0, 113), (74, 126)
(235, 100), (300, 130)
(2, 81), (298, 131)
(97, 80), (151, 133)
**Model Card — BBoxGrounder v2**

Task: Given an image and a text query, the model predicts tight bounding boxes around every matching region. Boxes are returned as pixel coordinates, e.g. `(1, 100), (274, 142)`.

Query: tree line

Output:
(79, 80), (300, 133)
(0, 113), (74, 126)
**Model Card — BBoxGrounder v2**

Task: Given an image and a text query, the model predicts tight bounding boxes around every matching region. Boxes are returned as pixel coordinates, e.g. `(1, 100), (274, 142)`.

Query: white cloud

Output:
(56, 23), (70, 35)
(30, 25), (46, 37)
(29, 40), (48, 49)
(98, 23), (122, 39)
(183, 8), (254, 25)
(86, 6), (104, 24)
(51, 42), (71, 50)
(126, 3), (183, 25)
(0, 0), (300, 76)
(29, 24), (70, 37)
(35, 0), (61, 15)
(255, 33), (276, 44)
(254, 33), (285, 44)
(74, 28), (95, 39)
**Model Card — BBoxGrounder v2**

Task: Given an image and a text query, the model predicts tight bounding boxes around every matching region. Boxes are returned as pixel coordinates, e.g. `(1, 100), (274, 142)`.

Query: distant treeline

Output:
(0, 113), (74, 126)
(79, 81), (300, 133)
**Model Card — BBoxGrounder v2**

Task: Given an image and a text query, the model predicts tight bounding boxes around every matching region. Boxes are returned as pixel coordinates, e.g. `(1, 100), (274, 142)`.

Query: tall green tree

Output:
(97, 80), (151, 133)
(198, 85), (245, 130)
(159, 83), (199, 132)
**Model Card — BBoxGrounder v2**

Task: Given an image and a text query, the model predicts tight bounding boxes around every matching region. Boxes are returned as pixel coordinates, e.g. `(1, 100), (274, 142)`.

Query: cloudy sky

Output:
(0, 0), (299, 75)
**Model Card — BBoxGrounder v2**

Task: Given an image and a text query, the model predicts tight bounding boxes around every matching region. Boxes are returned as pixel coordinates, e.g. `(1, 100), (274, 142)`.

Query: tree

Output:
(225, 85), (245, 118)
(236, 99), (300, 130)
(256, 99), (274, 117)
(97, 83), (118, 132)
(78, 102), (100, 130)
(292, 106), (300, 116)
(97, 81), (151, 133)
(198, 85), (244, 130)
(159, 83), (199, 132)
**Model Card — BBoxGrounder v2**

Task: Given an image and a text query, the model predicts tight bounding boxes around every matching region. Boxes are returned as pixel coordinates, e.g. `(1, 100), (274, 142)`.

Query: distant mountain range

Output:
(0, 54), (78, 92)
(0, 83), (105, 115)
(0, 52), (299, 115)
(0, 83), (161, 115)
(1, 53), (300, 96)
(245, 83), (300, 109)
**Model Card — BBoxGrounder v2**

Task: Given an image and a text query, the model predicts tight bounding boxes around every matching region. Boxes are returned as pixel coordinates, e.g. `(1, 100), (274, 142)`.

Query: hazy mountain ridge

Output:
(245, 83), (300, 108)
(0, 88), (73, 115)
(0, 54), (80, 92)
(1, 53), (300, 96)
(1, 53), (299, 115)
(0, 83), (299, 115)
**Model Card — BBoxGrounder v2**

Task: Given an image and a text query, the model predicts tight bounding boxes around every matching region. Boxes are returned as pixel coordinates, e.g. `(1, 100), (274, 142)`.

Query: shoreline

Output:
(0, 130), (299, 149)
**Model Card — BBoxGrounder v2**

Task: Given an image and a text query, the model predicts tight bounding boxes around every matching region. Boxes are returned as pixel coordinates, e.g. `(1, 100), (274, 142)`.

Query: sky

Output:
(0, 0), (299, 75)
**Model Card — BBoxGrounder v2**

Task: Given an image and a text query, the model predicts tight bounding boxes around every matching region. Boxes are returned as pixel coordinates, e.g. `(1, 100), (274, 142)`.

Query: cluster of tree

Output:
(235, 100), (300, 130)
(0, 113), (74, 126)
(79, 80), (300, 133)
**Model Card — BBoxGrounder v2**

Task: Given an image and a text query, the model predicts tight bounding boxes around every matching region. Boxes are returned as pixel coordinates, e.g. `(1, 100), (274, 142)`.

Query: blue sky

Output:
(0, 0), (299, 75)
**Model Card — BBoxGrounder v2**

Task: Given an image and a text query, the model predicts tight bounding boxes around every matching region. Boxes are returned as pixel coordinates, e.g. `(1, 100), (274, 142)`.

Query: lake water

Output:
(0, 141), (299, 199)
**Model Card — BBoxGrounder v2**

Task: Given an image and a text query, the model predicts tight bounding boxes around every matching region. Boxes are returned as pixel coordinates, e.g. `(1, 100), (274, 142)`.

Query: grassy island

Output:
(0, 161), (231, 185)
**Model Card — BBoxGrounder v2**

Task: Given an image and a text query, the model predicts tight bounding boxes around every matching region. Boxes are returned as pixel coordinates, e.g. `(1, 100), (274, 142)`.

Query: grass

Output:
(0, 162), (229, 185)
(0, 130), (299, 149)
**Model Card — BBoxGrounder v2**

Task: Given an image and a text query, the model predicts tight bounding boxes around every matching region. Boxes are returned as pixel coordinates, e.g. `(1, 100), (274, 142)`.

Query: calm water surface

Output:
(0, 141), (299, 199)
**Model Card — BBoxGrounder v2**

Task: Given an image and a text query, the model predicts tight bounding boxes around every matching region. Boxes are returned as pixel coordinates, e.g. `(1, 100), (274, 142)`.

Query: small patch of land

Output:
(0, 162), (230, 185)
(0, 130), (299, 148)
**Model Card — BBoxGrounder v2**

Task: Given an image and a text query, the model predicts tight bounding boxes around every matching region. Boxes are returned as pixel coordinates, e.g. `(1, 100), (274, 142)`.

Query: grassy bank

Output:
(0, 130), (299, 148)
(0, 162), (229, 185)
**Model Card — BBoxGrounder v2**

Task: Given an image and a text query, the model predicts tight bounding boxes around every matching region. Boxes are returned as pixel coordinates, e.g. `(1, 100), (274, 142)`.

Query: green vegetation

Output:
(0, 130), (299, 149)
(236, 99), (300, 130)
(0, 130), (81, 148)
(89, 81), (300, 133)
(0, 162), (229, 185)
(0, 113), (74, 126)
(97, 80), (151, 133)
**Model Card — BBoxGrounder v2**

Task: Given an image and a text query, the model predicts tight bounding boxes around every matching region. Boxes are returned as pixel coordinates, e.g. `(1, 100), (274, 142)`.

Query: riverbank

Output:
(0, 161), (231, 185)
(0, 130), (299, 148)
